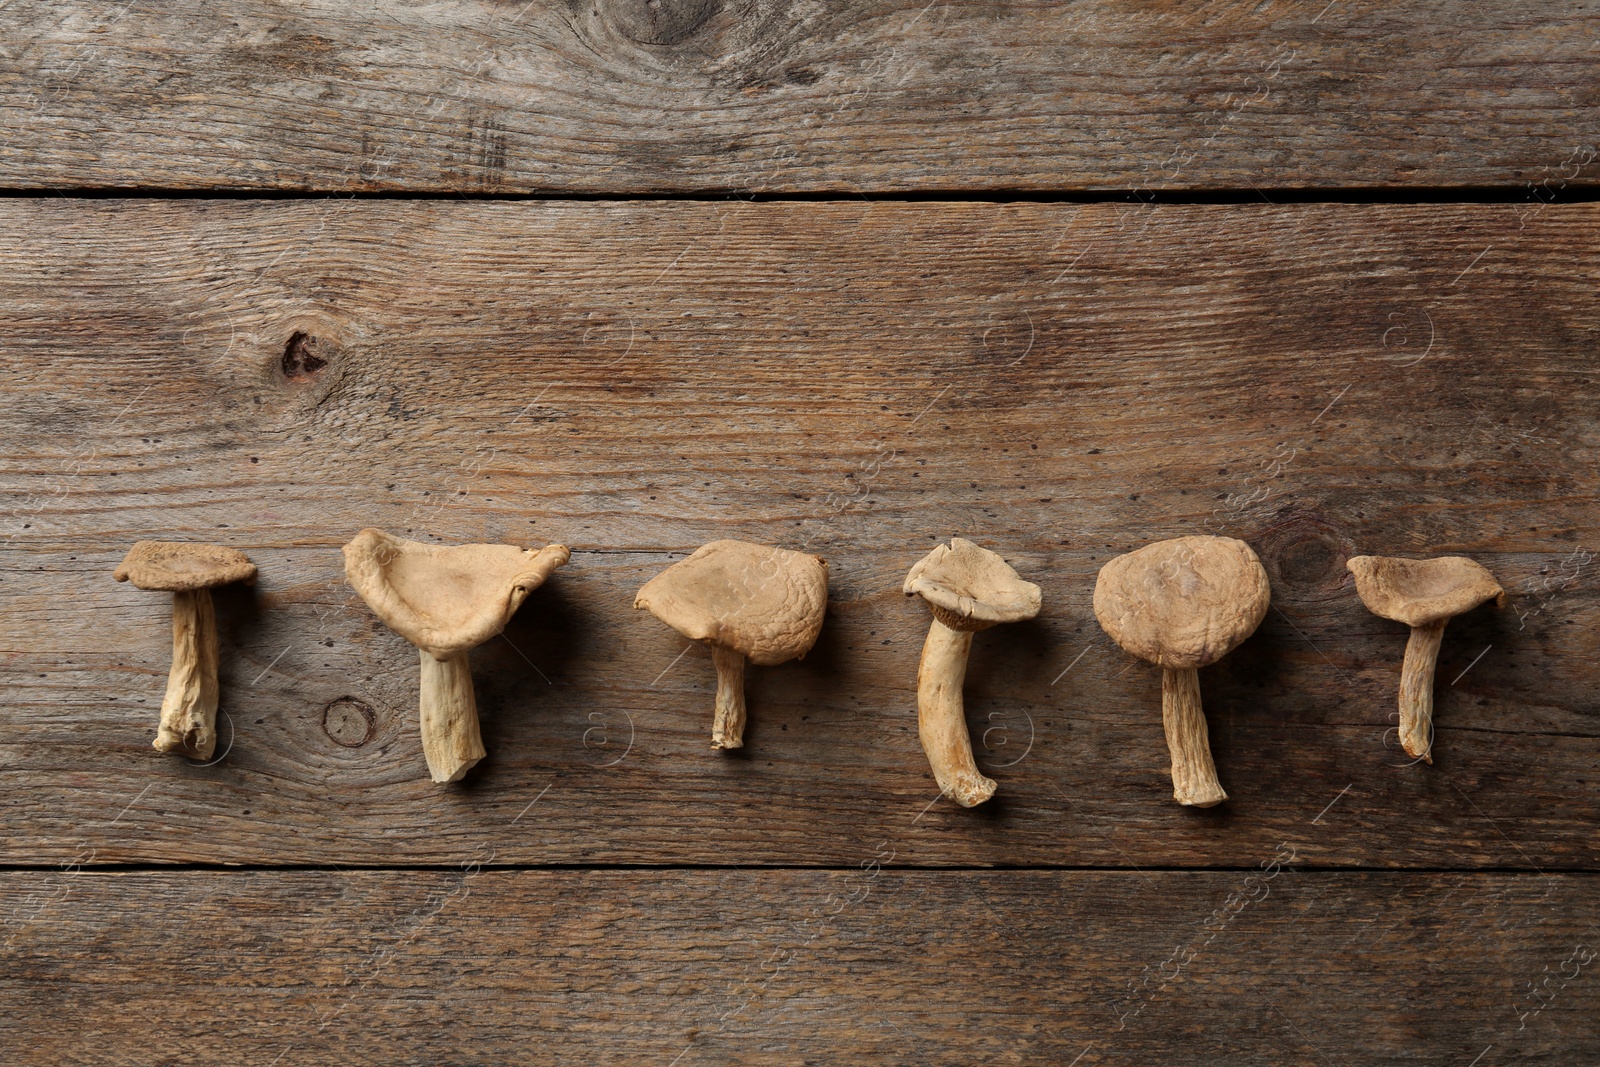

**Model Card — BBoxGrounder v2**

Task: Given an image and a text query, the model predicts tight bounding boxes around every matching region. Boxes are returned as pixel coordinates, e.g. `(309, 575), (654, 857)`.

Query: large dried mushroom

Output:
(343, 528), (569, 783)
(635, 539), (828, 750)
(115, 541), (257, 759)
(904, 538), (1041, 807)
(1347, 554), (1504, 764)
(1094, 535), (1269, 807)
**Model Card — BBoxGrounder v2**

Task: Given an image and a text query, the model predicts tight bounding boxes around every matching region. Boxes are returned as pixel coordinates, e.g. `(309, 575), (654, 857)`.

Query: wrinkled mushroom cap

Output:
(343, 528), (570, 659)
(1347, 555), (1505, 627)
(903, 537), (1041, 633)
(634, 539), (827, 666)
(114, 541), (257, 592)
(1094, 535), (1270, 669)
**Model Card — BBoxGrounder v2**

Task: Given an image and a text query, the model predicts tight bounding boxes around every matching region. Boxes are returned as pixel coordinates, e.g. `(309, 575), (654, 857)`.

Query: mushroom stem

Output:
(155, 589), (220, 758)
(418, 650), (485, 784)
(1398, 619), (1447, 763)
(917, 618), (995, 807)
(1160, 667), (1227, 808)
(710, 644), (747, 750)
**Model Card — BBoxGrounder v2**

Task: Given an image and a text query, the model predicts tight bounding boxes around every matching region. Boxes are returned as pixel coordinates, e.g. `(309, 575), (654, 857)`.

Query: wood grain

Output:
(1, 199), (1597, 867)
(2, 869), (1596, 1064)
(0, 1), (1596, 193)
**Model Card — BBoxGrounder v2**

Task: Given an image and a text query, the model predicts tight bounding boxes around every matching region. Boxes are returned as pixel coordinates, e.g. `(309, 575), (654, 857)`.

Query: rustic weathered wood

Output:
(0, 2), (1597, 193)
(2, 869), (1596, 1064)
(1, 200), (1597, 867)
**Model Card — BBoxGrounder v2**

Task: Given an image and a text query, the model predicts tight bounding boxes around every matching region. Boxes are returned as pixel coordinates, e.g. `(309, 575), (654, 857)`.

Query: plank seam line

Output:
(0, 187), (1596, 206)
(0, 863), (1594, 875)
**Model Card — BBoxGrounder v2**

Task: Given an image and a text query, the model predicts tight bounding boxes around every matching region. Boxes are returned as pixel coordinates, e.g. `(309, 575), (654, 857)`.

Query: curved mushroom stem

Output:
(917, 618), (996, 807)
(710, 644), (747, 750)
(1398, 619), (1447, 764)
(418, 650), (485, 784)
(155, 589), (220, 758)
(1161, 667), (1227, 808)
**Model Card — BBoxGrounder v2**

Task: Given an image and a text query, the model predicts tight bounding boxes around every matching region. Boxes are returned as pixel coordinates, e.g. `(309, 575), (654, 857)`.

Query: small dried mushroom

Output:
(635, 539), (827, 750)
(1347, 554), (1504, 764)
(904, 538), (1041, 807)
(343, 528), (569, 783)
(114, 541), (257, 759)
(1094, 536), (1269, 807)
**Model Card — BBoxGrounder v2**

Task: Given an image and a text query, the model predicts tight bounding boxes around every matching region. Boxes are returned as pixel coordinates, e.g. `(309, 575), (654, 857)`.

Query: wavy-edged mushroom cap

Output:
(903, 537), (1042, 633)
(343, 528), (570, 659)
(114, 541), (257, 591)
(1094, 535), (1270, 669)
(1347, 555), (1505, 627)
(634, 539), (827, 666)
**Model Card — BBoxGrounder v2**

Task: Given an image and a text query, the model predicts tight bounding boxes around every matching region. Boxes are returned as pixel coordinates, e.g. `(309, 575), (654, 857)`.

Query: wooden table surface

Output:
(2, 3), (1597, 1064)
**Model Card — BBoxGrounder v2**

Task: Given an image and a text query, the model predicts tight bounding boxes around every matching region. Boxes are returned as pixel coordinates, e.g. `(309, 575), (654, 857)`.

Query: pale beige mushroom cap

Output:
(114, 541), (257, 591)
(634, 539), (827, 666)
(343, 528), (570, 659)
(1347, 555), (1505, 627)
(903, 537), (1041, 633)
(1094, 535), (1270, 669)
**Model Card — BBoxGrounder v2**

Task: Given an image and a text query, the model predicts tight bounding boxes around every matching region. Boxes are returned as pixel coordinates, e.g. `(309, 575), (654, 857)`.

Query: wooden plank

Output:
(1, 200), (1598, 867)
(0, 2), (1596, 192)
(2, 869), (1596, 1063)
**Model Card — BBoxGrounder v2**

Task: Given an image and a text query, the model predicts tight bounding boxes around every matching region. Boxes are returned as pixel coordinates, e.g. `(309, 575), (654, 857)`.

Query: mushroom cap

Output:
(903, 537), (1041, 633)
(1347, 555), (1505, 627)
(1093, 535), (1270, 669)
(634, 539), (828, 666)
(114, 541), (257, 592)
(343, 528), (570, 659)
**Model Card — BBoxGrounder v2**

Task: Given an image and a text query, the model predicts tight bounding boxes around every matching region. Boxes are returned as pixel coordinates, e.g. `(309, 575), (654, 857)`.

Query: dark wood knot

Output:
(1252, 511), (1355, 596)
(591, 0), (724, 46)
(322, 697), (377, 748)
(280, 331), (331, 383)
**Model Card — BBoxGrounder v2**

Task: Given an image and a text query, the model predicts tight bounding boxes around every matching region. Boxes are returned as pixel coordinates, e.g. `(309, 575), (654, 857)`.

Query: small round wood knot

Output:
(1278, 535), (1340, 584)
(1254, 513), (1354, 594)
(322, 698), (376, 748)
(599, 0), (723, 46)
(280, 331), (331, 383)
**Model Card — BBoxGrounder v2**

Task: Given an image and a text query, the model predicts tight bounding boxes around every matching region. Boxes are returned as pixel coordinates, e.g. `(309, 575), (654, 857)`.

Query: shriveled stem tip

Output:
(1398, 619), (1447, 764)
(155, 589), (220, 759)
(917, 618), (996, 807)
(1161, 667), (1227, 807)
(419, 649), (485, 784)
(711, 644), (747, 750)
